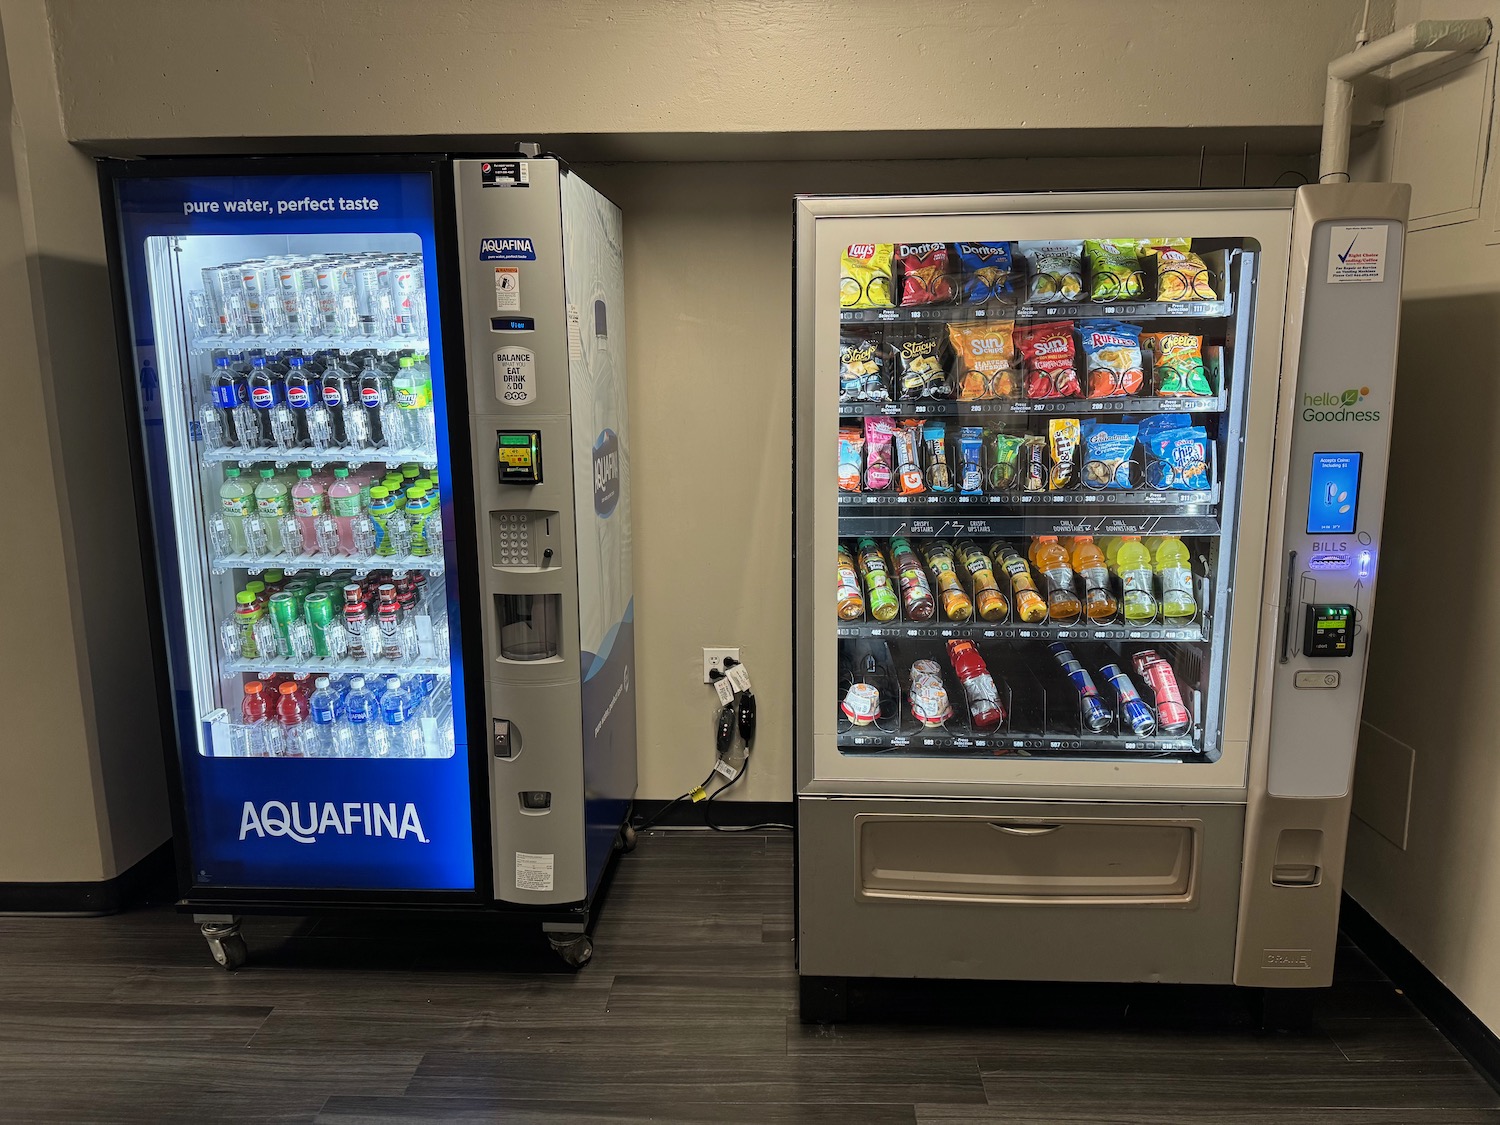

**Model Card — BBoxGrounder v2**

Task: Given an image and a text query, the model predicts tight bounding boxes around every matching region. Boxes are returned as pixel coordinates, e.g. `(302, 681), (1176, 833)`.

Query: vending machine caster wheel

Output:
(548, 934), (593, 969)
(616, 824), (638, 854)
(201, 923), (247, 970)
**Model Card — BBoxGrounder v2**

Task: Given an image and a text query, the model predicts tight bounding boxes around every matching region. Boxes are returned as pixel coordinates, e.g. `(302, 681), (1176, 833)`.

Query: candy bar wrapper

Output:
(1048, 418), (1081, 491)
(958, 427), (984, 494)
(923, 420), (953, 493)
(838, 427), (864, 493)
(895, 420), (926, 495)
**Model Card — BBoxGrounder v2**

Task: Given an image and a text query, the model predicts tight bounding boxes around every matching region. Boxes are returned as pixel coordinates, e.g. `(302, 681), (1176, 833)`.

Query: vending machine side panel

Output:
(559, 169), (636, 897)
(453, 157), (589, 905)
(1235, 182), (1410, 987)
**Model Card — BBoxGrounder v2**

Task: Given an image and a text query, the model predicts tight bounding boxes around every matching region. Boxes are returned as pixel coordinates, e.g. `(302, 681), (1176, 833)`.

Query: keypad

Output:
(497, 512), (532, 567)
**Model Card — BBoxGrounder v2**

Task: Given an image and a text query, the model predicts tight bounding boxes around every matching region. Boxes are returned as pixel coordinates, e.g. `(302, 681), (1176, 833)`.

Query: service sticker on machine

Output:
(1327, 224), (1388, 283)
(516, 851), (554, 892)
(495, 346), (535, 404)
(481, 160), (530, 188)
(494, 265), (520, 311)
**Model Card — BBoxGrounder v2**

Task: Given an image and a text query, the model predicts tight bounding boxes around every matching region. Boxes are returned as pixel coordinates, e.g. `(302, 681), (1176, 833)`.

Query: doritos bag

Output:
(897, 243), (955, 306)
(955, 242), (1014, 303)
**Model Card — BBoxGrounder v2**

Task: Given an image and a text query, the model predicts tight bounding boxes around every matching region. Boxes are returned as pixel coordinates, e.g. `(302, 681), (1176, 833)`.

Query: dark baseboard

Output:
(1342, 892), (1500, 1092)
(0, 839), (176, 915)
(634, 799), (794, 830)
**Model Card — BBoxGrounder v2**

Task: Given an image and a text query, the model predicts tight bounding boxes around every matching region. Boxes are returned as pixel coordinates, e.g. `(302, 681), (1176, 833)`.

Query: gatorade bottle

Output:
(1116, 536), (1159, 623)
(240, 680), (270, 728)
(368, 486), (397, 556)
(327, 467), (362, 554)
(255, 468), (289, 553)
(1034, 536), (1082, 621)
(1071, 536), (1119, 623)
(276, 681), (311, 756)
(234, 591), (263, 658)
(1155, 537), (1198, 620)
(291, 468), (326, 549)
(219, 467), (253, 553)
(996, 545), (1047, 624)
(1098, 536), (1121, 572)
(243, 580), (267, 612)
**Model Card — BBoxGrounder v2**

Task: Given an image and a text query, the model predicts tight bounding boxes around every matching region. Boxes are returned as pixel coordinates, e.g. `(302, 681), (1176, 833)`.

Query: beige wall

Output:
(1345, 0), (1500, 1035)
(0, 0), (1366, 879)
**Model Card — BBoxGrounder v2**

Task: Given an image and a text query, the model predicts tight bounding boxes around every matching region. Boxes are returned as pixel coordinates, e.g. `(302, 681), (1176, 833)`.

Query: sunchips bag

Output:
(1085, 239), (1146, 301)
(1019, 240), (1084, 304)
(839, 330), (888, 402)
(1079, 319), (1144, 397)
(948, 320), (1017, 400)
(955, 242), (1015, 303)
(840, 243), (895, 309)
(897, 243), (955, 306)
(1016, 320), (1081, 399)
(1143, 238), (1217, 301)
(1143, 331), (1212, 396)
(893, 330), (951, 400)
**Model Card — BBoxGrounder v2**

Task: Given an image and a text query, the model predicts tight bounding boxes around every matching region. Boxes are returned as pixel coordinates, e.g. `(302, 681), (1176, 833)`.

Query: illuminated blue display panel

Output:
(1307, 452), (1362, 536)
(112, 169), (477, 893)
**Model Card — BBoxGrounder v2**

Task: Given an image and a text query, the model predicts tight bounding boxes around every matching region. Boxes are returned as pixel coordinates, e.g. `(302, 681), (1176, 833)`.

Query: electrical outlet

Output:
(702, 647), (740, 683)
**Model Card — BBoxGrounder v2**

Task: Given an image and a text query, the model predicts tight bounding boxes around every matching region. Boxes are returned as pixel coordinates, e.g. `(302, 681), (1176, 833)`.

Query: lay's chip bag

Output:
(1085, 239), (1147, 301)
(840, 243), (895, 309)
(1143, 238), (1217, 302)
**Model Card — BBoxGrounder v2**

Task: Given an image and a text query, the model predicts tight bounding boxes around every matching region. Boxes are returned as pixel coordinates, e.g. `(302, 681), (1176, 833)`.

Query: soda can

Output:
(1131, 649), (1162, 679)
(1048, 642), (1111, 733)
(282, 579), (313, 616)
(1143, 658), (1192, 734)
(305, 592), (336, 659)
(268, 592), (299, 654)
(1100, 663), (1157, 737)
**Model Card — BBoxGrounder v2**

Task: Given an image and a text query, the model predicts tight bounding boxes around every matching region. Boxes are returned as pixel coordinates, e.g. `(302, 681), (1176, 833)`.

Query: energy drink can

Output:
(1100, 663), (1157, 737)
(305, 592), (336, 659)
(1048, 642), (1111, 733)
(1135, 653), (1191, 734)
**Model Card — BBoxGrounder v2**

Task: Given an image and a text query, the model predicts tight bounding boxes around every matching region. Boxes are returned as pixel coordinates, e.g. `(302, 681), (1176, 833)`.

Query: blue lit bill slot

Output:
(1307, 452), (1362, 535)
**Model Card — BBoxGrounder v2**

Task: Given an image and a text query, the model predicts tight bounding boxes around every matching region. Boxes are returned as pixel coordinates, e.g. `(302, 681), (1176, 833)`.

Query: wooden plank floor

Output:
(0, 829), (1494, 1123)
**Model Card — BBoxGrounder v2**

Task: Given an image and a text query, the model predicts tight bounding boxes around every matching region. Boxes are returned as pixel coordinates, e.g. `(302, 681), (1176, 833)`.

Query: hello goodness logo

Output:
(1302, 386), (1380, 423)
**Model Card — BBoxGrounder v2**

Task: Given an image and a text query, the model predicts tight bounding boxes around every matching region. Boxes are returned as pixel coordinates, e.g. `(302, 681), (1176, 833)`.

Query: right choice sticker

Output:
(1327, 224), (1388, 284)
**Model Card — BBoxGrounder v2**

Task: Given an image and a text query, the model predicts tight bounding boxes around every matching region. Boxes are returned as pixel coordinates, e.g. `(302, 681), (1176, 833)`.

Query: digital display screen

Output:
(1307, 452), (1362, 535)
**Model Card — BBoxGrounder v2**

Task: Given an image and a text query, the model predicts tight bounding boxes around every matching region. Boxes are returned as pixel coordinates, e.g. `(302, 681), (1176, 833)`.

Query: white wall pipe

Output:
(1320, 17), (1492, 182)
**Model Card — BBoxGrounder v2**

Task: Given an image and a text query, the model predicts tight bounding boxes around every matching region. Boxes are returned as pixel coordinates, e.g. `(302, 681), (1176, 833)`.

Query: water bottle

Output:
(308, 676), (340, 757)
(343, 675), (376, 757)
(379, 675), (420, 757)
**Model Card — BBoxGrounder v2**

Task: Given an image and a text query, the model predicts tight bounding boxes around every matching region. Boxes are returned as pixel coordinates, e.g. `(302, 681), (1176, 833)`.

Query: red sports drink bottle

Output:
(240, 681), (270, 724)
(946, 638), (1005, 731)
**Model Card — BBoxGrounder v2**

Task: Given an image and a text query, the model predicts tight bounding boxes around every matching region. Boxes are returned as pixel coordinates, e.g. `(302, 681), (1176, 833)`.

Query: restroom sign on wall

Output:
(494, 346), (535, 405)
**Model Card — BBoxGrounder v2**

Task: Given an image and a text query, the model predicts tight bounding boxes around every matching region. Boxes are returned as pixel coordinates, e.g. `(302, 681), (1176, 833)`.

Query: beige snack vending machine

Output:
(793, 185), (1407, 1019)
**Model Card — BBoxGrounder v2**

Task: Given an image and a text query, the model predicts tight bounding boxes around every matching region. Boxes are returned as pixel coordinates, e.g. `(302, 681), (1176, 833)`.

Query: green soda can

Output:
(268, 592), (298, 654)
(282, 579), (313, 616)
(304, 592), (336, 659)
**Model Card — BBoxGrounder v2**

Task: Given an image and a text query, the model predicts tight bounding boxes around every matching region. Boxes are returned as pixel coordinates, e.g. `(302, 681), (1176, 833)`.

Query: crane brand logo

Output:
(1302, 386), (1381, 423)
(238, 801), (429, 844)
(479, 237), (536, 261)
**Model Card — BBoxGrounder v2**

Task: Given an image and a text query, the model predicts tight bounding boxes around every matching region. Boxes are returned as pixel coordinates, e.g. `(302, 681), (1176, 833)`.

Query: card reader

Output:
(1303, 603), (1354, 657)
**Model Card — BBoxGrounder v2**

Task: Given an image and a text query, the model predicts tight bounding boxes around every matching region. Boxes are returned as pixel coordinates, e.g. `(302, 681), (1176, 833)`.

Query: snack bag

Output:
(838, 427), (864, 492)
(988, 432), (1025, 491)
(894, 420), (926, 494)
(1020, 435), (1048, 493)
(1019, 241), (1084, 303)
(923, 420), (954, 493)
(893, 330), (951, 400)
(955, 242), (1015, 303)
(1135, 413), (1194, 457)
(840, 243), (895, 309)
(958, 427), (984, 494)
(948, 320), (1017, 400)
(839, 331), (888, 402)
(1085, 239), (1146, 301)
(1143, 238), (1217, 301)
(1079, 319), (1144, 398)
(1143, 331), (1212, 396)
(1016, 320), (1081, 399)
(1048, 418), (1081, 491)
(897, 242), (955, 306)
(1148, 426), (1210, 490)
(1081, 421), (1139, 490)
(863, 416), (896, 491)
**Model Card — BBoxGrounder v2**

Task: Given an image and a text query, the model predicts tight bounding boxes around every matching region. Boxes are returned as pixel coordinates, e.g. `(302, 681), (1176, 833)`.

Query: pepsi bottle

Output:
(358, 355), (388, 447)
(247, 354), (283, 446)
(284, 355), (320, 445)
(320, 352), (352, 445)
(209, 354), (247, 445)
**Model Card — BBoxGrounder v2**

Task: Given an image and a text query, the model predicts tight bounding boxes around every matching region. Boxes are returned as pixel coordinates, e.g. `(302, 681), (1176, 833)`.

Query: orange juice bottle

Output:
(1071, 536), (1118, 622)
(1034, 536), (1082, 621)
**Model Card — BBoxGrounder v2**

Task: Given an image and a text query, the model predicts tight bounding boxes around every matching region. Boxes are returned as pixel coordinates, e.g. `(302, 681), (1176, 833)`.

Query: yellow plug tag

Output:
(689, 786), (708, 803)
